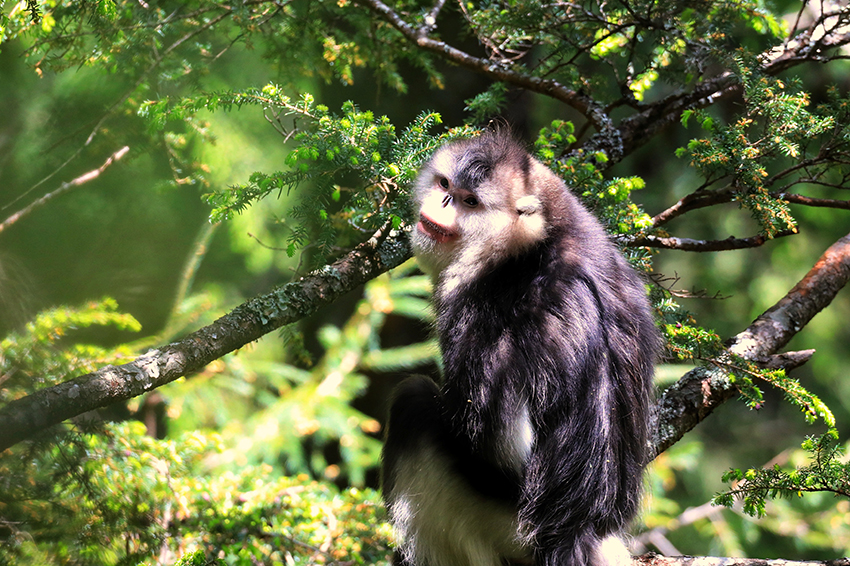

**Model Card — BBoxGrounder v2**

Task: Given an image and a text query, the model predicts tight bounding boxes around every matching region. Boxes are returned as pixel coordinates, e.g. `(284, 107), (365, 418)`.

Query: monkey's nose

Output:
(441, 194), (452, 207)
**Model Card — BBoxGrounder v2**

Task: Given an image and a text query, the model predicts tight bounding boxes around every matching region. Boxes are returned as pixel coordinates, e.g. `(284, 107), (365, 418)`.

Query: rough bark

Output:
(650, 232), (850, 458)
(0, 225), (410, 452)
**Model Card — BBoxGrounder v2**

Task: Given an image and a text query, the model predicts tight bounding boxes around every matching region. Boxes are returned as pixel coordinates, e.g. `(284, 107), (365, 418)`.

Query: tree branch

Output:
(607, 11), (850, 165)
(3, 229), (848, 458)
(650, 232), (850, 458)
(780, 193), (850, 210)
(358, 0), (848, 170)
(651, 185), (735, 227)
(759, 349), (816, 371)
(354, 0), (617, 140)
(0, 224), (411, 453)
(628, 230), (796, 252)
(652, 189), (849, 229)
(0, 146), (130, 235)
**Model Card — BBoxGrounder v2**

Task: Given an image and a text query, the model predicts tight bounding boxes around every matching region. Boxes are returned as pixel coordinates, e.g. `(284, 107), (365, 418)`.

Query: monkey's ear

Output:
(514, 194), (547, 246)
(516, 195), (541, 215)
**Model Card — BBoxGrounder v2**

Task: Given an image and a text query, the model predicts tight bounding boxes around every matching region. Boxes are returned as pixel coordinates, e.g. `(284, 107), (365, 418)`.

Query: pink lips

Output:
(417, 214), (457, 243)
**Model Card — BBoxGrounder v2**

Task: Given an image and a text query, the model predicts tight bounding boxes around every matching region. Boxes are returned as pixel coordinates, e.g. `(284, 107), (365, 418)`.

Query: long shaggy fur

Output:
(382, 132), (659, 566)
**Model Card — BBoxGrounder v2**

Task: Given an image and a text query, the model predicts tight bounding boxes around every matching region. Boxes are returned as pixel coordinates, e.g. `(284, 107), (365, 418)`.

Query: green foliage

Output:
(143, 91), (475, 265)
(644, 435), (850, 556)
(459, 0), (784, 102)
(715, 432), (849, 519)
(677, 57), (847, 237)
(463, 82), (510, 124)
(711, 362), (845, 522)
(0, 294), (400, 566)
(721, 358), (837, 428)
(648, 280), (723, 364)
(0, 0), (788, 106)
(164, 261), (437, 486)
(535, 120), (655, 268)
(1, 0), (418, 92)
(662, 321), (724, 363)
(0, 298), (140, 401)
(0, 422), (391, 566)
(168, 550), (207, 566)
(0, 422), (216, 565)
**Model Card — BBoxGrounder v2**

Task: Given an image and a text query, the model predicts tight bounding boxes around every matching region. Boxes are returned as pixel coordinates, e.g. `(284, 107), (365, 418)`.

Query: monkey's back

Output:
(434, 191), (658, 563)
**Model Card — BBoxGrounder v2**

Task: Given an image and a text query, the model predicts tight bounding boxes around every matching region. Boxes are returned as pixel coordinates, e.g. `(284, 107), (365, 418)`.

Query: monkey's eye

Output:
(439, 177), (450, 189)
(462, 196), (479, 208)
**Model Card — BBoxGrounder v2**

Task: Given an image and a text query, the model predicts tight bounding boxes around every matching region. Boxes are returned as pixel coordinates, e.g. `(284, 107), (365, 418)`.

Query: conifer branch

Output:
(355, 0), (616, 138)
(0, 223), (411, 453)
(652, 189), (850, 228)
(780, 193), (850, 210)
(651, 231), (850, 458)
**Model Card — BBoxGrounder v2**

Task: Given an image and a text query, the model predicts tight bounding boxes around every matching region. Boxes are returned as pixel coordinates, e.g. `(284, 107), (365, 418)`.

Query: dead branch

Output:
(0, 146), (130, 235)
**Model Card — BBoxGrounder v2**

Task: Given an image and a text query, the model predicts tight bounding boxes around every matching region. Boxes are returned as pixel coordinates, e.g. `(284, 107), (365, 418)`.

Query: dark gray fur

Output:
(383, 132), (659, 566)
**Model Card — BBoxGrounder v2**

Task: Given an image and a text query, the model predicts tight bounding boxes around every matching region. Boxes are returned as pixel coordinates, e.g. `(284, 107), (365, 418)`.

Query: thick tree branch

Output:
(0, 224), (411, 453)
(650, 232), (850, 458)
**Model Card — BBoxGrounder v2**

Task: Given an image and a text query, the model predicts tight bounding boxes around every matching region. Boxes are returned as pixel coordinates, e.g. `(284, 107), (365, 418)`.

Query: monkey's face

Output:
(411, 137), (550, 284)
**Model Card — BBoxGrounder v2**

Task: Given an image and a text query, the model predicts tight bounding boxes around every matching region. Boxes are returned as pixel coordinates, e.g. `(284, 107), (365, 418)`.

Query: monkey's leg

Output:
(382, 376), (527, 566)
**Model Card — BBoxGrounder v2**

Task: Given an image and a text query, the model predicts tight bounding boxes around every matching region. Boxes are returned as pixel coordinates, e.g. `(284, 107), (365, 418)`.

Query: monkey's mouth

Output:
(417, 214), (457, 243)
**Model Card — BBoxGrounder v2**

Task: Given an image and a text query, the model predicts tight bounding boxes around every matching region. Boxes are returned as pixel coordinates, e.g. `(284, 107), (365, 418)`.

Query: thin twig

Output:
(5, 5), (233, 214)
(628, 230), (797, 252)
(0, 146), (130, 235)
